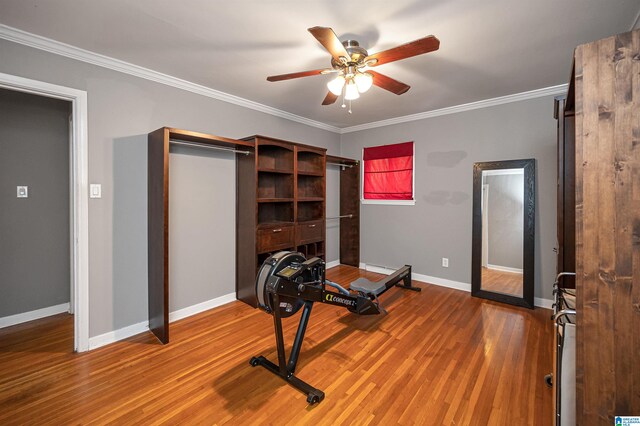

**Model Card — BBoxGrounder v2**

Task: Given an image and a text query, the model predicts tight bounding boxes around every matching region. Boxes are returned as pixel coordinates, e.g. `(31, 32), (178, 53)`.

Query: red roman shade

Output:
(363, 142), (414, 200)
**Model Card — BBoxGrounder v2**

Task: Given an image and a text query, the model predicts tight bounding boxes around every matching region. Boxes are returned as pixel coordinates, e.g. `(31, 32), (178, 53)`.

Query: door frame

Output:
(0, 72), (89, 352)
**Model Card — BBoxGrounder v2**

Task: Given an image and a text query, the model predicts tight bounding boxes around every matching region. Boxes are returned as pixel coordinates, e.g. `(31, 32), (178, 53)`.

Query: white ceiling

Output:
(1, 0), (638, 128)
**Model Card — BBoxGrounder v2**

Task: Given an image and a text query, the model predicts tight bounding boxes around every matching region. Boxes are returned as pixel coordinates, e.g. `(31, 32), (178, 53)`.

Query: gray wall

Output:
(340, 96), (557, 301)
(0, 88), (71, 317)
(168, 147), (235, 311)
(485, 173), (524, 270)
(0, 39), (341, 337)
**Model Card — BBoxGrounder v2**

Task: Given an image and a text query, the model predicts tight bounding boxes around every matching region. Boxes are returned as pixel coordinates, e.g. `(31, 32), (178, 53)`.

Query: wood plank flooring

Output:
(481, 267), (524, 297)
(0, 265), (552, 425)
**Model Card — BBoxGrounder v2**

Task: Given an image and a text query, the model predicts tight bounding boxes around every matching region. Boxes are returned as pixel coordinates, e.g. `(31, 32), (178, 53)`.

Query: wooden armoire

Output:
(559, 29), (640, 424)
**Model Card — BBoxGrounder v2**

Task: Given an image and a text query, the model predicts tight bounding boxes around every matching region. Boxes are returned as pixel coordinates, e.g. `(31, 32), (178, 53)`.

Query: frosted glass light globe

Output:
(344, 81), (360, 100)
(327, 75), (346, 96)
(354, 72), (373, 93)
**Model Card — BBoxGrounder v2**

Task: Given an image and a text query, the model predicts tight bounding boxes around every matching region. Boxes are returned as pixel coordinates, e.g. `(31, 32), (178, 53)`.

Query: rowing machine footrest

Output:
(350, 278), (386, 296)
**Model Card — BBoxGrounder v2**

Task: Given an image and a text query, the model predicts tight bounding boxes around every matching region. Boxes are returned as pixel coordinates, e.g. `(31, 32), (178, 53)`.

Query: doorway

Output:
(0, 73), (89, 352)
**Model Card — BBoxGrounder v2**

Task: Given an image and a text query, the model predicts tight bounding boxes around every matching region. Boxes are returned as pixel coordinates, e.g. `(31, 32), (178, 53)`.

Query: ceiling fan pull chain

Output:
(348, 99), (352, 114)
(341, 87), (346, 108)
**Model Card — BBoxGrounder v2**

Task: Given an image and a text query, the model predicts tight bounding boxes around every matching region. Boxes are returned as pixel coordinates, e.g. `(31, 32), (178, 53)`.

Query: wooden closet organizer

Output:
(326, 154), (360, 268)
(148, 129), (360, 342)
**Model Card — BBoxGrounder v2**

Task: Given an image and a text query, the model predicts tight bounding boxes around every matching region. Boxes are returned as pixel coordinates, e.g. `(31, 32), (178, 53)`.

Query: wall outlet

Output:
(17, 186), (28, 198)
(442, 257), (449, 268)
(90, 184), (102, 199)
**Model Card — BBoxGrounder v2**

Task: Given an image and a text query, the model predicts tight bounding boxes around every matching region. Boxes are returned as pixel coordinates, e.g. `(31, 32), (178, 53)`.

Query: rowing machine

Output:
(249, 251), (420, 404)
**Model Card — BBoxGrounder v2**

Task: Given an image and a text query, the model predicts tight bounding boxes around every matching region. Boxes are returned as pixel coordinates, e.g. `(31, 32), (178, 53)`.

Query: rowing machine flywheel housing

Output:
(255, 251), (315, 317)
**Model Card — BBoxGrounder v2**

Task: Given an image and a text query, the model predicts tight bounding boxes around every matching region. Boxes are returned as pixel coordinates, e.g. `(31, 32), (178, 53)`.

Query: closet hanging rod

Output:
(327, 214), (354, 219)
(169, 139), (251, 155)
(327, 162), (355, 168)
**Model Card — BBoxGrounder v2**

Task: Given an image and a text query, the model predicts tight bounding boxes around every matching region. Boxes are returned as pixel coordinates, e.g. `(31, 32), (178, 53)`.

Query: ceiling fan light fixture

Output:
(354, 72), (373, 93)
(327, 75), (346, 96)
(344, 80), (360, 100)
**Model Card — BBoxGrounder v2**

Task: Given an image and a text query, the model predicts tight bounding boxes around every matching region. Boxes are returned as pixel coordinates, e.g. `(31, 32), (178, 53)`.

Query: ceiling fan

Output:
(267, 27), (440, 111)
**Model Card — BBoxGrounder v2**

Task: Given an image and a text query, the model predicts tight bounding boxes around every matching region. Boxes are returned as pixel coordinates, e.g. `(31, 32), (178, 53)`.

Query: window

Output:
(362, 141), (415, 205)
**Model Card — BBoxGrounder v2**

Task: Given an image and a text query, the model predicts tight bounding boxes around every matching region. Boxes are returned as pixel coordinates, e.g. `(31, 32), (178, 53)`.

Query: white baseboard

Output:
(534, 297), (554, 309)
(88, 292), (237, 350)
(0, 302), (70, 329)
(362, 263), (471, 292)
(88, 320), (149, 350)
(412, 272), (472, 292)
(360, 262), (550, 308)
(487, 264), (524, 274)
(169, 292), (236, 323)
(325, 260), (340, 269)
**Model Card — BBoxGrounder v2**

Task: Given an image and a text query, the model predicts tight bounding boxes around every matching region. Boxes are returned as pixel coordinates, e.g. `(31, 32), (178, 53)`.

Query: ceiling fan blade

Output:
(308, 26), (350, 62)
(369, 71), (410, 95)
(366, 35), (440, 67)
(267, 69), (328, 82)
(322, 91), (339, 105)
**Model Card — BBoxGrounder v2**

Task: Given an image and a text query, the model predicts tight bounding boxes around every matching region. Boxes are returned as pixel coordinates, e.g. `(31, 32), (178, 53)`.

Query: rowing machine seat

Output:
(350, 278), (387, 296)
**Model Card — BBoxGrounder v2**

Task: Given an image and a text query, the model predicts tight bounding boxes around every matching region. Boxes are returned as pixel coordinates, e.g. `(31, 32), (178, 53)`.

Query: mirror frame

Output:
(471, 159), (535, 309)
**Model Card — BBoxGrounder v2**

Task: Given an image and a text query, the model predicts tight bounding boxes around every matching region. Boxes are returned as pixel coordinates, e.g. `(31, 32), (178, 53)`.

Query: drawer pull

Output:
(308, 224), (316, 228)
(272, 228), (282, 233)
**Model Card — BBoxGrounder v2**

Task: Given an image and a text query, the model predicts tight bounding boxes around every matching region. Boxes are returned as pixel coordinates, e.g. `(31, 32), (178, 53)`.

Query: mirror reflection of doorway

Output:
(480, 169), (524, 297)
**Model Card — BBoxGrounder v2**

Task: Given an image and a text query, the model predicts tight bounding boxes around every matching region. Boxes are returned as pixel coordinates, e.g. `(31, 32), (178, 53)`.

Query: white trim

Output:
(88, 293), (237, 350)
(483, 169), (524, 176)
(341, 84), (569, 133)
(361, 199), (416, 205)
(487, 264), (524, 274)
(0, 24), (340, 134)
(360, 262), (551, 308)
(362, 263), (471, 292)
(412, 272), (471, 292)
(534, 297), (554, 310)
(169, 292), (236, 323)
(325, 260), (340, 269)
(88, 320), (149, 350)
(0, 24), (572, 136)
(0, 303), (70, 329)
(0, 72), (89, 352)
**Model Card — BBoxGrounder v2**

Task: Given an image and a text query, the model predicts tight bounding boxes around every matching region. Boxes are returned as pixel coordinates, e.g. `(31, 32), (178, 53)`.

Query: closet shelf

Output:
(257, 198), (294, 203)
(297, 197), (324, 202)
(257, 221), (294, 229)
(258, 167), (294, 174)
(297, 170), (324, 177)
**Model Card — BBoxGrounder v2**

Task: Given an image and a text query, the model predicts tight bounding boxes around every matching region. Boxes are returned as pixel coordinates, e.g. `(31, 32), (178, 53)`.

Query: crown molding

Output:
(0, 24), (572, 136)
(340, 84), (568, 133)
(0, 24), (342, 134)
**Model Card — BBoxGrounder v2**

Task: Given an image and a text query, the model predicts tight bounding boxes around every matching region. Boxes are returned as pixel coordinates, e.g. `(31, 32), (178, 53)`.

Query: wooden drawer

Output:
(297, 220), (323, 244)
(257, 225), (294, 253)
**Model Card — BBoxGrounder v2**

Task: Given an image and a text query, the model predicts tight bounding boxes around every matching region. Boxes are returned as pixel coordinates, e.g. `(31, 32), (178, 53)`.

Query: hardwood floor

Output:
(481, 266), (523, 297)
(0, 265), (552, 425)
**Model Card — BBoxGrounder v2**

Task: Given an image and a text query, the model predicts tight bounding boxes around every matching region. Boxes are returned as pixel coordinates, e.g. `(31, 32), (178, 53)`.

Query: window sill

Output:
(361, 199), (415, 206)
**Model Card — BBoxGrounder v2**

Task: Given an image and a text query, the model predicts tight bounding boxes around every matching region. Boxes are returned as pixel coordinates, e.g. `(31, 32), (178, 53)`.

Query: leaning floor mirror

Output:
(471, 159), (535, 308)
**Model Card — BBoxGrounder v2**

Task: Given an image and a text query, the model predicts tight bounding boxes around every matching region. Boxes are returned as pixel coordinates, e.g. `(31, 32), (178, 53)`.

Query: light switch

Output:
(90, 184), (102, 199)
(17, 186), (28, 198)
